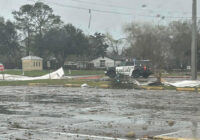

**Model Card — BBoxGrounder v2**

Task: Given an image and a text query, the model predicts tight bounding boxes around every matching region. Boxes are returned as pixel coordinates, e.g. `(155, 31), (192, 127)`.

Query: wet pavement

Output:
(0, 86), (200, 140)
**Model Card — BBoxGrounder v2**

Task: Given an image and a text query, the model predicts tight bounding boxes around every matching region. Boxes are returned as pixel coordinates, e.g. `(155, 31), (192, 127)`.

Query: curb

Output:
(64, 84), (81, 87)
(27, 83), (200, 92)
(154, 136), (195, 140)
(64, 84), (112, 88)
(164, 76), (190, 78)
(149, 76), (190, 78)
(140, 86), (200, 92)
(176, 88), (198, 92)
(98, 84), (111, 88)
(28, 83), (48, 86)
(141, 86), (164, 90)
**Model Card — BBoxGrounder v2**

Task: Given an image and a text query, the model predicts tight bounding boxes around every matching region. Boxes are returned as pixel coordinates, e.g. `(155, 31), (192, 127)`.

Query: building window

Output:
(33, 61), (40, 67)
(100, 60), (105, 67)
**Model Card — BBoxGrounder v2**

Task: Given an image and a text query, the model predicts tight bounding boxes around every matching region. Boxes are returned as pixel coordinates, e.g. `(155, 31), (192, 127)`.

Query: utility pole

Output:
(191, 0), (197, 80)
(88, 9), (92, 29)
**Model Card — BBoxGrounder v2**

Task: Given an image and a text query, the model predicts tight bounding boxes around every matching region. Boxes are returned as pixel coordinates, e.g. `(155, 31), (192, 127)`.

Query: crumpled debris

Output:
(163, 80), (200, 87)
(0, 67), (64, 81)
(81, 83), (89, 87)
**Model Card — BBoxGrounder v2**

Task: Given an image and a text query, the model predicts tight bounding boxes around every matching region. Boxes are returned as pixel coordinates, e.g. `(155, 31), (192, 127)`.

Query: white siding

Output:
(91, 57), (115, 68)
(115, 61), (122, 66)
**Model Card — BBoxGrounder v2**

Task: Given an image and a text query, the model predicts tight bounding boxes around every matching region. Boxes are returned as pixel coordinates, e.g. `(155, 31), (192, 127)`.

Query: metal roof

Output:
(21, 56), (43, 60)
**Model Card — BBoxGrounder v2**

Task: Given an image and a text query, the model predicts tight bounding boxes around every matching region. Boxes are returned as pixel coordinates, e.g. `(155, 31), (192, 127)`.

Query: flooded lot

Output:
(0, 86), (200, 140)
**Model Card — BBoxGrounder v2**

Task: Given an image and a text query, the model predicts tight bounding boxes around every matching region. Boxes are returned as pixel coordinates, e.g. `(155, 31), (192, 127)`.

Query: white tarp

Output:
(163, 80), (200, 87)
(0, 67), (64, 81)
(134, 79), (200, 88)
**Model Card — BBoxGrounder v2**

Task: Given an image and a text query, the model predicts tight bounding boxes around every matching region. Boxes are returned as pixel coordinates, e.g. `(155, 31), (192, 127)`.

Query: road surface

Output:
(0, 86), (199, 139)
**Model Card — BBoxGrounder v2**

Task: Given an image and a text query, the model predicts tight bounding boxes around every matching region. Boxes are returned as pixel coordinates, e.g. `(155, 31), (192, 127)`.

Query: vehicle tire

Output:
(132, 71), (140, 78)
(143, 73), (149, 78)
(108, 70), (116, 78)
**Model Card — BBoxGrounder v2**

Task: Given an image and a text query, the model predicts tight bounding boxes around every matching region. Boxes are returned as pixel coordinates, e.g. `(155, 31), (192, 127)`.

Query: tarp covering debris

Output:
(134, 78), (200, 88)
(0, 67), (64, 81)
(163, 80), (200, 87)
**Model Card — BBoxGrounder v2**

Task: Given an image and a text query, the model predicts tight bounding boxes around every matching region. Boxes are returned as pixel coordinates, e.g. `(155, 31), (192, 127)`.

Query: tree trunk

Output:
(26, 29), (30, 56)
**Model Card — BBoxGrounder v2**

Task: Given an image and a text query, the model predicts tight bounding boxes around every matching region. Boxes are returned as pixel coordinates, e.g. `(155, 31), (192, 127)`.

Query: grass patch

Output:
(0, 79), (110, 87)
(3, 69), (49, 77)
(161, 72), (191, 77)
(163, 86), (176, 90)
(3, 69), (104, 77)
(64, 69), (104, 76)
(0, 79), (190, 91)
(110, 80), (134, 89)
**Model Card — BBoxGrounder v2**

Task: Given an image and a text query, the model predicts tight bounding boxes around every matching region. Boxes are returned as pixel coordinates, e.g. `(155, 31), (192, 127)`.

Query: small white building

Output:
(90, 56), (122, 69)
(21, 56), (43, 71)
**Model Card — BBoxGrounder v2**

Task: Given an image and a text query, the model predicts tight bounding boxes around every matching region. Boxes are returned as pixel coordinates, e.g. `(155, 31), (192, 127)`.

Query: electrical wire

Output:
(71, 0), (134, 10)
(70, 0), (194, 15)
(28, 0), (132, 15)
(28, 0), (200, 19)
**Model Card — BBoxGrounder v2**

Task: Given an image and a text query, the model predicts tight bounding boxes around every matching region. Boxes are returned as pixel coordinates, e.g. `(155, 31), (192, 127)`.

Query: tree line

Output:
(123, 22), (200, 70)
(0, 2), (199, 70)
(0, 2), (108, 69)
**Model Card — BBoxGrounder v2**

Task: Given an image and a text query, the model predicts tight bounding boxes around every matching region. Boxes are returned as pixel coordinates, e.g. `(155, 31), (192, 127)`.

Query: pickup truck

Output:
(105, 60), (152, 78)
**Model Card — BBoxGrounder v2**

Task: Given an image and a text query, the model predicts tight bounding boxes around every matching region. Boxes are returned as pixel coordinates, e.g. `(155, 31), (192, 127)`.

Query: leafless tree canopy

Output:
(123, 21), (200, 70)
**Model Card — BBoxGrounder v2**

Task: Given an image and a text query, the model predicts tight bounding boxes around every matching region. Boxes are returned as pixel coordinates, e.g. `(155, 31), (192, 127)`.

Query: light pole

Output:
(191, 0), (197, 80)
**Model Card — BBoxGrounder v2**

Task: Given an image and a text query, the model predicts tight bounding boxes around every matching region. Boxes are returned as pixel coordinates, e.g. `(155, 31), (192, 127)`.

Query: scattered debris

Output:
(0, 67), (64, 81)
(164, 80), (200, 87)
(125, 131), (136, 138)
(166, 120), (175, 127)
(81, 83), (89, 87)
(142, 126), (148, 130)
(11, 122), (24, 129)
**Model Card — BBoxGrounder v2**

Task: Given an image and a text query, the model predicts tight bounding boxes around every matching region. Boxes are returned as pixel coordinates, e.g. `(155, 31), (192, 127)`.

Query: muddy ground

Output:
(0, 86), (199, 140)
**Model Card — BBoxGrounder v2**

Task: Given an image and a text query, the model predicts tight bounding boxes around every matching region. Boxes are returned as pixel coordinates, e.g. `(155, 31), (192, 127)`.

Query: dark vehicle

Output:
(105, 60), (152, 78)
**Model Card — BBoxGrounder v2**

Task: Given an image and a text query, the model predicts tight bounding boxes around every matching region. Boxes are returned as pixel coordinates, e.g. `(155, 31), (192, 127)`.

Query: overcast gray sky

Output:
(0, 0), (198, 38)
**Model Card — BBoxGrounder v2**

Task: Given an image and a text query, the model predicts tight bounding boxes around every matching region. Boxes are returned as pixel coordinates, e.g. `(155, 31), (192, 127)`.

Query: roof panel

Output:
(21, 56), (43, 60)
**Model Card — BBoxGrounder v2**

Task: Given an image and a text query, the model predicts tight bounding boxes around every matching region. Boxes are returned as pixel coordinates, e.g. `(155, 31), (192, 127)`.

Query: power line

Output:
(28, 0), (200, 19)
(28, 0), (132, 15)
(70, 0), (194, 15)
(71, 0), (134, 10)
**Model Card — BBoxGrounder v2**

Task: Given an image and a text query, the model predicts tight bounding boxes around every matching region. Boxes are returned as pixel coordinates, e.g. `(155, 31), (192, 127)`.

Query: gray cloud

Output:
(0, 0), (196, 38)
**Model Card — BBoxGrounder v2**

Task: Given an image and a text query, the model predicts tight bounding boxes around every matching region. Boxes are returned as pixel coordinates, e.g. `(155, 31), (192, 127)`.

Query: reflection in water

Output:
(192, 121), (198, 139)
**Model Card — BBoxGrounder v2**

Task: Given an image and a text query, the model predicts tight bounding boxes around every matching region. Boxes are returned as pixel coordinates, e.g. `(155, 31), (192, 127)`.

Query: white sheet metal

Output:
(164, 80), (200, 87)
(0, 67), (64, 81)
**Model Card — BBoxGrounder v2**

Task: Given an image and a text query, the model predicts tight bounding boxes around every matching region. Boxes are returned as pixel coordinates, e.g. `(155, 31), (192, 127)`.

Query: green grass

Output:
(2, 69), (104, 77)
(3, 69), (49, 77)
(0, 69), (106, 87)
(64, 69), (104, 76)
(3, 69), (194, 78)
(163, 86), (176, 90)
(0, 78), (184, 90)
(161, 72), (191, 77)
(2, 69), (23, 75)
(0, 79), (110, 87)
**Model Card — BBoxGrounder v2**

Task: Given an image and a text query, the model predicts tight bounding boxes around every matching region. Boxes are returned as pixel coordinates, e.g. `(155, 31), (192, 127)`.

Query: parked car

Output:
(0, 63), (4, 71)
(105, 60), (152, 78)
